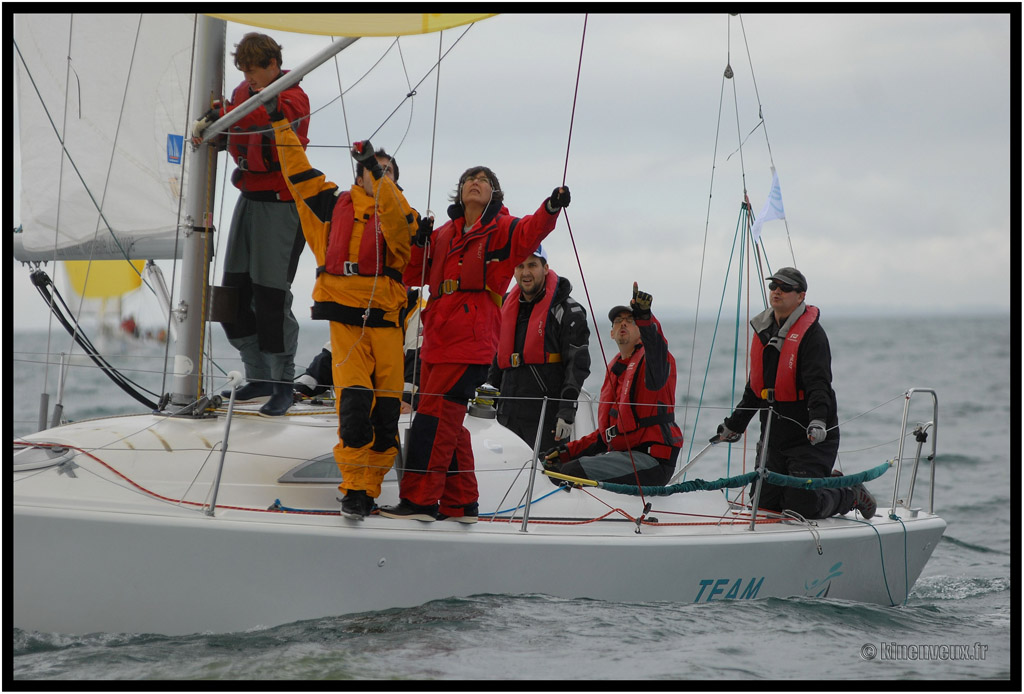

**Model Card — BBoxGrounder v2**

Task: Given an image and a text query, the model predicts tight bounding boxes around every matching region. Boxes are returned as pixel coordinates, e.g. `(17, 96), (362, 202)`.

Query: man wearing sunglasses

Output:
(711, 267), (876, 520)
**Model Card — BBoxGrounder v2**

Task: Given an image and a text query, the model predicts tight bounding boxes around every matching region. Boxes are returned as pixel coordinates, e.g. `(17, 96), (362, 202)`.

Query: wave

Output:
(941, 534), (1011, 556)
(911, 575), (1010, 601)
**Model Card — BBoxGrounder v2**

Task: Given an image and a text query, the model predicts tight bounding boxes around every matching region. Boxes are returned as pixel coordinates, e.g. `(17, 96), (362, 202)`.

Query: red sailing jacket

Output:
(223, 74), (309, 200)
(749, 305), (820, 401)
(405, 198), (559, 365)
(568, 314), (682, 462)
(496, 270), (560, 367)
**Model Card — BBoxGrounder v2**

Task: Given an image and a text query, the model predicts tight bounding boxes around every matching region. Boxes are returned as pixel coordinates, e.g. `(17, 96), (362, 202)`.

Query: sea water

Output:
(11, 313), (1013, 682)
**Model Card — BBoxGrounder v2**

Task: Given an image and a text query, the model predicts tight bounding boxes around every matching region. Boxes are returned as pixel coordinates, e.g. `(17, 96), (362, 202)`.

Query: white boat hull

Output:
(14, 408), (945, 635)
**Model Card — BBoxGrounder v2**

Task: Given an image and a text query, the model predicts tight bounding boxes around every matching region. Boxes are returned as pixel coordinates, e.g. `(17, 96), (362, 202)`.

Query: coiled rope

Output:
(587, 459), (893, 497)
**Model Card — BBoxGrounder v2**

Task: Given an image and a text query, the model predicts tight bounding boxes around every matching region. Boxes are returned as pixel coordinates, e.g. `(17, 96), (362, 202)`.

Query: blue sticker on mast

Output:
(167, 134), (184, 164)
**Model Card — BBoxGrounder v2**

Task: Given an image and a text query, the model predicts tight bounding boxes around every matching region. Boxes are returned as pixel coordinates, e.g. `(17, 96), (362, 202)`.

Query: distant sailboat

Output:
(63, 259), (146, 340)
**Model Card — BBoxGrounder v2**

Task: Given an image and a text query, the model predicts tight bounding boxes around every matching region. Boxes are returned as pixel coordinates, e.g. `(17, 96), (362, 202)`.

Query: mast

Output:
(171, 14), (225, 407)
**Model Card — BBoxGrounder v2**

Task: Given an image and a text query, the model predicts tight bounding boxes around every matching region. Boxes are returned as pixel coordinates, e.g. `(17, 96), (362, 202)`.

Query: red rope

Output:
(559, 14), (648, 508)
(15, 441), (783, 527)
(562, 14), (587, 187)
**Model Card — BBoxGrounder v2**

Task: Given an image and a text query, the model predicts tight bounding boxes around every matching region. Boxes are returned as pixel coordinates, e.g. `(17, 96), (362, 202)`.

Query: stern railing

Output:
(889, 388), (939, 517)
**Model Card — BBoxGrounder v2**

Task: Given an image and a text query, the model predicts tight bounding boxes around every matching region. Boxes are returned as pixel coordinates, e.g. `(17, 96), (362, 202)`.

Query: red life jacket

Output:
(749, 304), (819, 401)
(428, 219), (503, 307)
(320, 191), (403, 283)
(597, 346), (678, 447)
(225, 76), (309, 177)
(226, 82), (279, 175)
(497, 270), (560, 368)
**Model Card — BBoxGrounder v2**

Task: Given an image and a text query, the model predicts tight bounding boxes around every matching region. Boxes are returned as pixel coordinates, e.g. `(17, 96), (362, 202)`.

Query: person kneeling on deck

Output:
(542, 283), (682, 486)
(710, 267), (876, 520)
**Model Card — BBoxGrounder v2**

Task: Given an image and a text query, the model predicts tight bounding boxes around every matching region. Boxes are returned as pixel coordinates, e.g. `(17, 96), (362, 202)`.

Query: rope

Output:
(556, 15), (648, 512)
(598, 459), (892, 498)
(561, 14), (587, 187)
(28, 270), (161, 410)
(405, 31), (445, 412)
(844, 514), (910, 606)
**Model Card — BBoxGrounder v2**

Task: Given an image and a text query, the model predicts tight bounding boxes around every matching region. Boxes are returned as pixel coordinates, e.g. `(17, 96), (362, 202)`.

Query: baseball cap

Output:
(608, 305), (632, 323)
(765, 266), (807, 292)
(532, 244), (548, 263)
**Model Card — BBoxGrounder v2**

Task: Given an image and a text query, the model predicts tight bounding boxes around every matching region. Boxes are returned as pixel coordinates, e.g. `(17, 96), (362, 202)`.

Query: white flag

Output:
(750, 168), (785, 243)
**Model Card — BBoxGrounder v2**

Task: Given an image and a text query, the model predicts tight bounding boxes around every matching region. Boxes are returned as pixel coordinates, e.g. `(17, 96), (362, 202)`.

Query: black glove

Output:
(414, 216), (434, 247)
(541, 444), (570, 471)
(712, 423), (742, 444)
(265, 96), (285, 123)
(630, 281), (652, 321)
(351, 139), (383, 179)
(546, 186), (571, 213)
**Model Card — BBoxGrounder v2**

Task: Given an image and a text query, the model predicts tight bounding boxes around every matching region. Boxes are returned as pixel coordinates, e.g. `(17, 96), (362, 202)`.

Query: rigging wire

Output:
(557, 15), (652, 514)
(238, 24), (475, 150)
(407, 29), (447, 416)
(681, 32), (732, 462)
(737, 15), (795, 266)
(683, 14), (785, 497)
(331, 36), (357, 182)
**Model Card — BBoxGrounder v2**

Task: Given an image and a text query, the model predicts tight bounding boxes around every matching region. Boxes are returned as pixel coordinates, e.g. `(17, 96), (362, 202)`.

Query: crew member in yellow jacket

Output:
(270, 105), (419, 521)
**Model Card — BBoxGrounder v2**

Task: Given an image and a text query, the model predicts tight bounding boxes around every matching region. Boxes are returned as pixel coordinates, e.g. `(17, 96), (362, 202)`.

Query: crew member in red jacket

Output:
(192, 33), (310, 417)
(543, 283), (683, 486)
(379, 167), (570, 522)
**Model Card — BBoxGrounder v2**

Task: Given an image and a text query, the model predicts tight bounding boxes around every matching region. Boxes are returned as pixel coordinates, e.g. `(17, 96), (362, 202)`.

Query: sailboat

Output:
(62, 259), (147, 340)
(13, 13), (946, 636)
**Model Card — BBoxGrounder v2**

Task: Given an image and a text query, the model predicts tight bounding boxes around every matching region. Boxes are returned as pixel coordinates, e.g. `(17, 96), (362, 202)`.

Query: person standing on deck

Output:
(542, 283), (682, 486)
(269, 100), (419, 519)
(380, 167), (570, 523)
(710, 267), (877, 520)
(485, 245), (591, 453)
(293, 286), (425, 413)
(192, 33), (310, 417)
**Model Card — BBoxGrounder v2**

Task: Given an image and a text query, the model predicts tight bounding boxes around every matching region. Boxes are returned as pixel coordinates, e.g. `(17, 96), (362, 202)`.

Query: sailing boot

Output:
(437, 502), (479, 524)
(222, 381), (273, 402)
(850, 483), (877, 519)
(340, 489), (371, 521)
(379, 499), (438, 522)
(259, 382), (294, 417)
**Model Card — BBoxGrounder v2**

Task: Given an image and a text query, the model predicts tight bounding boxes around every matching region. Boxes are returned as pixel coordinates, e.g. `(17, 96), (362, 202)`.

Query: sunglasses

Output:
(768, 281), (799, 293)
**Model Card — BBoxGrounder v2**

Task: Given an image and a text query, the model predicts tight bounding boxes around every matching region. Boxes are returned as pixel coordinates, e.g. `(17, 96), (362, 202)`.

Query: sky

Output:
(11, 11), (1014, 332)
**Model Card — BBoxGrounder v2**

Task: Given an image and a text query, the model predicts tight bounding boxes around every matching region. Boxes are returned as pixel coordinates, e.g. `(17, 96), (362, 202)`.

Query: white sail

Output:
(15, 14), (196, 260)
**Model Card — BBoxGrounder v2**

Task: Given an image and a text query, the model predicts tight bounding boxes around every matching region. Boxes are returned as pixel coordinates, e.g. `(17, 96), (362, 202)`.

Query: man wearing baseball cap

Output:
(711, 266), (876, 519)
(542, 282), (682, 486)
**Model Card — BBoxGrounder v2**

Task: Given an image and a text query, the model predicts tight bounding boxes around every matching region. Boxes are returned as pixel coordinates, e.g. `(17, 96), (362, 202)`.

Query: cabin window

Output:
(278, 453), (342, 483)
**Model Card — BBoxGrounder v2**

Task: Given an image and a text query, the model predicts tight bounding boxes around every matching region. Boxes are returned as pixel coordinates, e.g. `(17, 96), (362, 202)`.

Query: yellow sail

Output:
(209, 13), (496, 38)
(64, 260), (145, 299)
